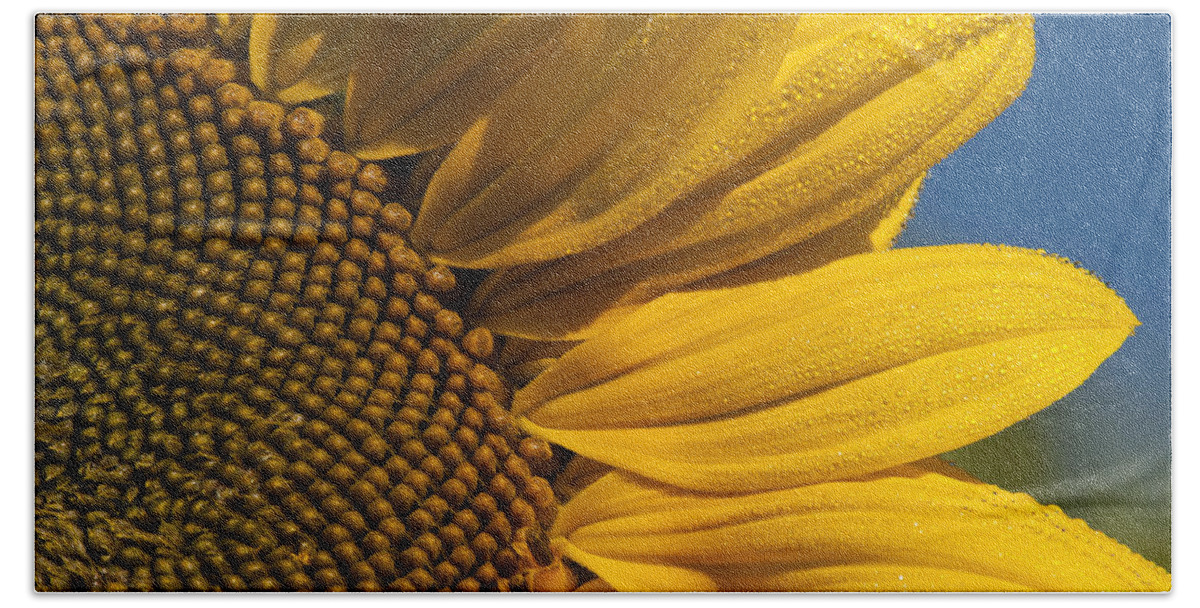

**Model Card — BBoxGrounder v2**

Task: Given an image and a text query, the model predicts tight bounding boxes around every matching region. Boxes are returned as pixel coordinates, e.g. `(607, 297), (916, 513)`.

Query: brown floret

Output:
(35, 14), (558, 592)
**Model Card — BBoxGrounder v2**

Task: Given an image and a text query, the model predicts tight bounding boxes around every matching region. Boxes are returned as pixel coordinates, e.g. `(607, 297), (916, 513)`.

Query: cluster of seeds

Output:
(35, 14), (559, 592)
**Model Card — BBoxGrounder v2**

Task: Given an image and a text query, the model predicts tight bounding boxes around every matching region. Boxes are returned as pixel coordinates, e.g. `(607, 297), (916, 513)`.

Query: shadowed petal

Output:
(472, 173), (925, 339)
(554, 462), (1170, 591)
(464, 15), (1034, 339)
(415, 14), (1034, 281)
(249, 14), (573, 156)
(515, 245), (1138, 492)
(343, 15), (575, 159)
(249, 15), (368, 103)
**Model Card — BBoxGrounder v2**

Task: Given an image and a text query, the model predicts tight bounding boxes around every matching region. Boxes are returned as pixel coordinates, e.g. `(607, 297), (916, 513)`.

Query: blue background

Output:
(897, 14), (1172, 568)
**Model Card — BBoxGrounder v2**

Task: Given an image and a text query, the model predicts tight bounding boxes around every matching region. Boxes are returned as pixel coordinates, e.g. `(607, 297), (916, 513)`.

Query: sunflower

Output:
(35, 15), (561, 591)
(34, 13), (1168, 592)
(521, 244), (1168, 591)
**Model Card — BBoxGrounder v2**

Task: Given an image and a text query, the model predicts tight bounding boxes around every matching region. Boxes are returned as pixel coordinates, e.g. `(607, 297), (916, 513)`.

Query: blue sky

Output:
(897, 14), (1171, 568)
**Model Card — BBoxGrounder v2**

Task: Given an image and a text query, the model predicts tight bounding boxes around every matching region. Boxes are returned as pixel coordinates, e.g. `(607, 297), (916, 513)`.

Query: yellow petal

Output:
(497, 335), (580, 386)
(215, 14), (253, 51)
(551, 455), (613, 504)
(870, 170), (924, 251)
(467, 14), (1034, 339)
(249, 15), (369, 104)
(472, 172), (924, 339)
(554, 463), (1170, 591)
(343, 15), (574, 159)
(515, 245), (1138, 492)
(412, 14), (796, 265)
(574, 577), (617, 592)
(415, 14), (1033, 277)
(697, 171), (924, 292)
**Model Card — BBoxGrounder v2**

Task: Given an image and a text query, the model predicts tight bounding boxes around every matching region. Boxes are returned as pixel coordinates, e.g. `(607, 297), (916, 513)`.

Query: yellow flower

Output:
(251, 14), (576, 156)
(34, 12), (1166, 593)
(552, 460), (1168, 591)
(253, 14), (1037, 339)
(252, 12), (1169, 592)
(519, 245), (1169, 590)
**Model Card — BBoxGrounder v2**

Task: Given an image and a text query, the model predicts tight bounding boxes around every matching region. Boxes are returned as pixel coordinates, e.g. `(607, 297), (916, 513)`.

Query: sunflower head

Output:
(35, 12), (1168, 594)
(35, 13), (563, 592)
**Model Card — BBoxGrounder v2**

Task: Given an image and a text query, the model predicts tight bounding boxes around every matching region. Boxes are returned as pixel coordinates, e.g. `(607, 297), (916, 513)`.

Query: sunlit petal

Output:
(870, 171), (923, 251)
(515, 245), (1138, 492)
(555, 462), (1170, 591)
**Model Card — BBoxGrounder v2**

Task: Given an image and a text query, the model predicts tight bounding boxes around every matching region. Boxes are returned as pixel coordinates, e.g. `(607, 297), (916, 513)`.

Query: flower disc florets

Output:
(35, 14), (559, 592)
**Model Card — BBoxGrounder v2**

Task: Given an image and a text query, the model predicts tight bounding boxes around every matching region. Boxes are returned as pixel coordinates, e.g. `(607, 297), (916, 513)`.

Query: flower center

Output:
(35, 14), (560, 592)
